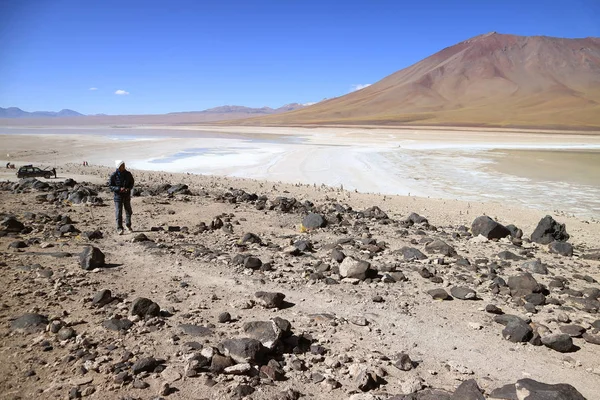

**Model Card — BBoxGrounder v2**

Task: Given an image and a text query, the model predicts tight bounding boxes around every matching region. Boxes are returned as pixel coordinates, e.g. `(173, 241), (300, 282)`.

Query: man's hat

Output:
(115, 160), (125, 168)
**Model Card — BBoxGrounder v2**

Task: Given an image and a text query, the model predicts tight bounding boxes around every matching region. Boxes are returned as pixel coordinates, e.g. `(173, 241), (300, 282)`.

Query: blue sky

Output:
(1, 0), (599, 115)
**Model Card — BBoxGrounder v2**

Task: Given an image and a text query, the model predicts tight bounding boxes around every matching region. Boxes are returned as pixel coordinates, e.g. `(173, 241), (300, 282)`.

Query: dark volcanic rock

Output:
(399, 246), (427, 261)
(485, 304), (504, 314)
(302, 213), (326, 230)
(559, 325), (585, 337)
(1, 216), (24, 232)
(489, 378), (585, 400)
(497, 250), (523, 261)
(243, 320), (284, 349)
(394, 353), (413, 371)
(405, 212), (428, 225)
(132, 357), (160, 374)
(79, 246), (105, 270)
(541, 333), (573, 353)
(471, 216), (510, 240)
(10, 313), (48, 332)
(363, 206), (388, 220)
(521, 259), (548, 275)
(255, 291), (285, 309)
(239, 232), (262, 245)
(548, 241), (574, 257)
(505, 224), (523, 239)
(531, 215), (569, 244)
(92, 289), (113, 307)
(220, 338), (264, 363)
(428, 288), (451, 300)
(424, 239), (457, 257)
(450, 286), (477, 300)
(102, 318), (133, 331)
(130, 297), (160, 318)
(582, 332), (600, 345)
(450, 379), (485, 400)
(331, 248), (345, 263)
(507, 273), (541, 297)
(502, 320), (533, 343)
(243, 256), (262, 270)
(178, 324), (213, 337)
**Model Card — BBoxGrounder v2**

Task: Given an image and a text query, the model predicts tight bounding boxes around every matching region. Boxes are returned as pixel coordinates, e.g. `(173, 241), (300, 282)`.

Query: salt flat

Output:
(1, 125), (600, 217)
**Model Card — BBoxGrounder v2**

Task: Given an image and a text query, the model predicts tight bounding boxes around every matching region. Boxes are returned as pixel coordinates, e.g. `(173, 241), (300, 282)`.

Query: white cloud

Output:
(115, 89), (130, 95)
(350, 83), (371, 92)
(303, 102), (317, 106)
(89, 87), (98, 91)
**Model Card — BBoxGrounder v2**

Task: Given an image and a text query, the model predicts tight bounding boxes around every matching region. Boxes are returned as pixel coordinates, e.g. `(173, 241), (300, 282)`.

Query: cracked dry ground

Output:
(1, 176), (599, 400)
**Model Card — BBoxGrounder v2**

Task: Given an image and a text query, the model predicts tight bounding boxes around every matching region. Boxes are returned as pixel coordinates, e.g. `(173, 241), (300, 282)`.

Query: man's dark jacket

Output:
(109, 169), (134, 200)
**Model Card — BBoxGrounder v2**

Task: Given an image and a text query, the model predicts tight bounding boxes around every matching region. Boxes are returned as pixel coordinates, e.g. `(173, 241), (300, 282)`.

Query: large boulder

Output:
(531, 215), (569, 244)
(471, 216), (510, 239)
(79, 246), (105, 270)
(339, 257), (371, 280)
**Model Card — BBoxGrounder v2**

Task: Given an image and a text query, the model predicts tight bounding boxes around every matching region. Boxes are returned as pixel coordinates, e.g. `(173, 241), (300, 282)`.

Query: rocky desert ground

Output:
(1, 164), (600, 400)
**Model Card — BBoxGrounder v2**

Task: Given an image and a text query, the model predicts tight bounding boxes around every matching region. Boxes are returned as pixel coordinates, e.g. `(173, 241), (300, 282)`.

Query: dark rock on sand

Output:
(79, 246), (105, 270)
(502, 320), (533, 343)
(219, 338), (264, 363)
(428, 288), (451, 300)
(130, 297), (160, 318)
(450, 379), (485, 400)
(424, 239), (457, 257)
(450, 286), (477, 300)
(531, 215), (569, 245)
(255, 291), (285, 309)
(10, 313), (48, 333)
(549, 241), (574, 257)
(541, 333), (574, 352)
(471, 216), (510, 240)
(302, 213), (326, 230)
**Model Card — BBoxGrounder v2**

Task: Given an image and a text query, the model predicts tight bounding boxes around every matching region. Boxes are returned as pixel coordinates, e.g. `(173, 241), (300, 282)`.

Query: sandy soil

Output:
(0, 161), (600, 399)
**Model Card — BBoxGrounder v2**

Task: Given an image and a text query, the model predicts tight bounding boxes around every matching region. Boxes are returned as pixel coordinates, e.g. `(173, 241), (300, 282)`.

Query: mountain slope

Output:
(237, 33), (600, 129)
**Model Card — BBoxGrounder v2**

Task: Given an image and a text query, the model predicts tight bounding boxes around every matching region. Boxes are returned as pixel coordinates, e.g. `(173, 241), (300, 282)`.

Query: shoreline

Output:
(2, 127), (600, 219)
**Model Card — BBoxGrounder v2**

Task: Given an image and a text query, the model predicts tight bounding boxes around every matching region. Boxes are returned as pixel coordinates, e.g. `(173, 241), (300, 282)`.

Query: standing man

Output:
(109, 160), (134, 235)
(52, 167), (57, 178)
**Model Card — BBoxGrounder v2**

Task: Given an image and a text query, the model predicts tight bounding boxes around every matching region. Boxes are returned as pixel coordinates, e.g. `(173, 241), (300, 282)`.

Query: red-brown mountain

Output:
(241, 32), (600, 129)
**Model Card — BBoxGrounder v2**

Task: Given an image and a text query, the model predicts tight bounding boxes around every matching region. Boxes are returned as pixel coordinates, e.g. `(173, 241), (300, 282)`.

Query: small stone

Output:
(218, 312), (231, 323)
(255, 291), (285, 309)
(394, 353), (413, 371)
(428, 288), (451, 300)
(485, 304), (504, 314)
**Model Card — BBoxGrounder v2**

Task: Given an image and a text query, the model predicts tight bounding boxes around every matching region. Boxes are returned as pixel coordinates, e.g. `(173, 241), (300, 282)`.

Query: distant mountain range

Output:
(0, 103), (307, 123)
(0, 107), (84, 118)
(240, 32), (600, 129)
(168, 103), (306, 115)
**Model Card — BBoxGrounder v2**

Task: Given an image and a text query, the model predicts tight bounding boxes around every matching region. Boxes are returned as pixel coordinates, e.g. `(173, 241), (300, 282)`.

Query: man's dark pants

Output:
(114, 195), (132, 229)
